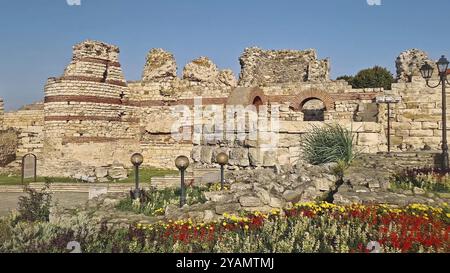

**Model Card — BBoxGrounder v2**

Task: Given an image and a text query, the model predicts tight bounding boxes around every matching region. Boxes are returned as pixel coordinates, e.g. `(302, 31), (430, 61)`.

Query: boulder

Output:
(239, 196), (263, 207)
(230, 182), (253, 191)
(215, 203), (241, 214)
(95, 167), (108, 178)
(282, 190), (302, 203)
(108, 167), (128, 180)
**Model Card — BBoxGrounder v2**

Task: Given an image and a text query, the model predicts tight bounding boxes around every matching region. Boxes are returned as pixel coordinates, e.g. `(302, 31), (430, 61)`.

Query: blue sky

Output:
(0, 0), (449, 111)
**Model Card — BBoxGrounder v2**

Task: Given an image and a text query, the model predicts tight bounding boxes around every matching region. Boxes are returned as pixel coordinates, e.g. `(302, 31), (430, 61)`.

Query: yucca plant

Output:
(301, 124), (358, 169)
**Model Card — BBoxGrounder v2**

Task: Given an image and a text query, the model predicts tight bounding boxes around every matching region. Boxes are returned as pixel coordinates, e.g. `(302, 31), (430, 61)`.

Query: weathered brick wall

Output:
(42, 40), (140, 176)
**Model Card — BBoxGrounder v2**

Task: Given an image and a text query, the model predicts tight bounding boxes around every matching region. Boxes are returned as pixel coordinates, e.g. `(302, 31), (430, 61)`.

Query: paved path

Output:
(0, 192), (88, 217)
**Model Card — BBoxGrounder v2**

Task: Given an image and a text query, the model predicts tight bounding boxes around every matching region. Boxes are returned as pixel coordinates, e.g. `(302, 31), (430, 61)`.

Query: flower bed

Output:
(392, 167), (450, 193)
(128, 202), (449, 253)
(1, 202), (448, 253)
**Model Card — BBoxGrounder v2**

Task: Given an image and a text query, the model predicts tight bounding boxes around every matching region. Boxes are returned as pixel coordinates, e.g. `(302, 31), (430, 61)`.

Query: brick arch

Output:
(291, 89), (335, 111)
(226, 87), (268, 106)
(248, 88), (268, 106)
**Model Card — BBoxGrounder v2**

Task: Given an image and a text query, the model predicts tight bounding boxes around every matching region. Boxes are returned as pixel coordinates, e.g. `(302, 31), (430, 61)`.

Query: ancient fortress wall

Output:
(131, 47), (387, 170)
(0, 103), (44, 168)
(0, 41), (446, 178)
(388, 49), (449, 152)
(41, 41), (140, 176)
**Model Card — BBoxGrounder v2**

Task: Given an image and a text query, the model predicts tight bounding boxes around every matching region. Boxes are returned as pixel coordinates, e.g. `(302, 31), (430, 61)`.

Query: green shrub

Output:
(17, 182), (53, 222)
(301, 124), (357, 167)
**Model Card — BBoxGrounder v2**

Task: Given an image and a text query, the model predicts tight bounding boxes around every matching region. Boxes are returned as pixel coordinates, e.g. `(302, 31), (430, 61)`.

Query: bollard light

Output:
(216, 152), (229, 190)
(131, 153), (144, 199)
(175, 155), (190, 207)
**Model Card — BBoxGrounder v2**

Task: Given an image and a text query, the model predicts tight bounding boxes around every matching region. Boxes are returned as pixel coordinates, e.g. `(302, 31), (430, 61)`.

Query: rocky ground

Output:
(50, 154), (449, 228)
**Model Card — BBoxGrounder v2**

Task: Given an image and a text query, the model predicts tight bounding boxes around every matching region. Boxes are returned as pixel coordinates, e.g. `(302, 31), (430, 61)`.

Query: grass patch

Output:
(119, 167), (178, 184)
(0, 176), (79, 185)
(0, 167), (178, 185)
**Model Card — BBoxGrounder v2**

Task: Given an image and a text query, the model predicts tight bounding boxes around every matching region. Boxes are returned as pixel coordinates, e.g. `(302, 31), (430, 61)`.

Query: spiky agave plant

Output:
(301, 124), (358, 168)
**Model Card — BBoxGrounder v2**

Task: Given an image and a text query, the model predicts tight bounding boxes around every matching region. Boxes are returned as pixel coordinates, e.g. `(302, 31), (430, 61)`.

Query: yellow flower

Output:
(244, 225), (249, 230)
(446, 213), (450, 219)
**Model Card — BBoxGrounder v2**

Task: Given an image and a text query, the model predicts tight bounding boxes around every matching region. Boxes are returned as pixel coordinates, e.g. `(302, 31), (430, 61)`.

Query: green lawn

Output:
(119, 167), (178, 184)
(0, 167), (178, 185)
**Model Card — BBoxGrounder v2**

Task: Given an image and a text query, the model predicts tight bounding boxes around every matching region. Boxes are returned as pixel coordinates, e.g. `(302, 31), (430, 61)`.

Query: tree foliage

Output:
(337, 66), (394, 90)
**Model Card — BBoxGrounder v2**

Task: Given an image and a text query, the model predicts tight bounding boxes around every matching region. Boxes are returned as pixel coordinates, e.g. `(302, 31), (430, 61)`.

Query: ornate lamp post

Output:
(130, 153), (144, 199)
(376, 96), (401, 153)
(420, 55), (450, 169)
(216, 152), (229, 190)
(175, 155), (190, 207)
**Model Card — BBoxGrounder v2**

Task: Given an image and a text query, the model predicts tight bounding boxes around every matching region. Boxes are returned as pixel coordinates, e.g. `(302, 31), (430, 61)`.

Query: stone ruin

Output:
(0, 40), (448, 181)
(396, 49), (436, 83)
(238, 47), (330, 86)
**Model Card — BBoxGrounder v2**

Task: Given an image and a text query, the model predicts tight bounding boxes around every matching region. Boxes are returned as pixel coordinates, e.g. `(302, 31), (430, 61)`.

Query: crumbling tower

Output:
(42, 40), (139, 176)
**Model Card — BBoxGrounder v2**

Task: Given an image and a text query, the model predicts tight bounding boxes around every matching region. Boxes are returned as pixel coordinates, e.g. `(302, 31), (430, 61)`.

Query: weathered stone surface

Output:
(215, 203), (241, 214)
(238, 47), (329, 86)
(142, 48), (177, 81)
(248, 148), (263, 166)
(108, 167), (127, 180)
(95, 167), (108, 178)
(269, 197), (285, 208)
(254, 186), (271, 205)
(183, 57), (219, 82)
(200, 146), (213, 164)
(239, 196), (263, 207)
(165, 204), (187, 220)
(313, 177), (334, 191)
(230, 182), (253, 191)
(396, 49), (434, 82)
(0, 129), (18, 167)
(307, 59), (330, 82)
(282, 190), (302, 203)
(263, 150), (276, 166)
(204, 191), (234, 203)
(218, 69), (237, 86)
(229, 148), (249, 166)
